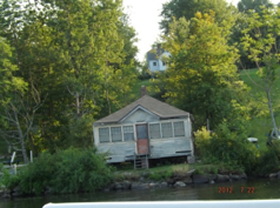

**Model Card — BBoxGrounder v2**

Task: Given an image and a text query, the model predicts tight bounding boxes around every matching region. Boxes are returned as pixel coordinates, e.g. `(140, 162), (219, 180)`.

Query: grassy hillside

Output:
(240, 69), (280, 149)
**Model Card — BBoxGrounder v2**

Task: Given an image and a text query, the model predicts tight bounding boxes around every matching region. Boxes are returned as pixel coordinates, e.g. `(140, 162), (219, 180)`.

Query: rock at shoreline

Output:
(230, 175), (241, 181)
(217, 174), (230, 182)
(193, 174), (209, 184)
(174, 181), (186, 187)
(131, 182), (149, 190)
(269, 173), (277, 178)
(183, 177), (193, 184)
(149, 182), (159, 188)
(277, 171), (280, 179)
(160, 182), (168, 187)
(166, 178), (175, 185)
(208, 174), (217, 181)
(122, 181), (131, 190)
(240, 173), (247, 180)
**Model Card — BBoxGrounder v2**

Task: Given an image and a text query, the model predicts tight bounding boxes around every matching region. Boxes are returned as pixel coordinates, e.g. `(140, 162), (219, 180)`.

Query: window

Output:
(162, 61), (166, 66)
(111, 127), (122, 142)
(150, 123), (161, 139)
(123, 126), (134, 141)
(153, 61), (157, 66)
(174, 121), (185, 137)
(99, 127), (109, 143)
(161, 122), (173, 138)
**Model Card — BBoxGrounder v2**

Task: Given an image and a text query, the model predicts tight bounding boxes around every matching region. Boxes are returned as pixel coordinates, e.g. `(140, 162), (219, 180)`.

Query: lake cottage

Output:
(93, 87), (194, 168)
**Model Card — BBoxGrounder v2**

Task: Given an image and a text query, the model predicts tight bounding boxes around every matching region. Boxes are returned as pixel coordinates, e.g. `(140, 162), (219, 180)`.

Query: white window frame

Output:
(149, 122), (161, 139)
(173, 121), (185, 137)
(161, 122), (173, 138)
(147, 119), (189, 140)
(123, 124), (135, 142)
(98, 127), (110, 143)
(111, 126), (123, 142)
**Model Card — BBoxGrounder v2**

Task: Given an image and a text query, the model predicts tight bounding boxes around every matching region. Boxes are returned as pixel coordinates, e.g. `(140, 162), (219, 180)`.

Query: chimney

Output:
(140, 85), (147, 97)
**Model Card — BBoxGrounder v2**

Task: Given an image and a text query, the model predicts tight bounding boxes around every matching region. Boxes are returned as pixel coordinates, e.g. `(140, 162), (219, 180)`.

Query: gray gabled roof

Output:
(94, 95), (190, 125)
(146, 48), (165, 61)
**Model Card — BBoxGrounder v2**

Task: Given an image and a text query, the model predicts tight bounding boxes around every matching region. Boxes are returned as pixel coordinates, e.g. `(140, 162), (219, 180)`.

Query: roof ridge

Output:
(94, 94), (189, 124)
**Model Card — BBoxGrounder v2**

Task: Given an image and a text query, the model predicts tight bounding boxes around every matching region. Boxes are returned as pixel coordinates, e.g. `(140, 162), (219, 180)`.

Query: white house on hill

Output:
(146, 44), (170, 72)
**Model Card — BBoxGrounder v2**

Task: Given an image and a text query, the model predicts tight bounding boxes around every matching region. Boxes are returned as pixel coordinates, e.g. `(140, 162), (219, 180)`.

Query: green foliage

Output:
(161, 12), (249, 129)
(0, 164), (20, 190)
(147, 170), (172, 181)
(194, 126), (212, 156)
(255, 140), (280, 174)
(19, 147), (113, 194)
(195, 123), (259, 173)
(0, 0), (139, 153)
(238, 0), (274, 13)
(160, 0), (238, 35)
(241, 6), (280, 140)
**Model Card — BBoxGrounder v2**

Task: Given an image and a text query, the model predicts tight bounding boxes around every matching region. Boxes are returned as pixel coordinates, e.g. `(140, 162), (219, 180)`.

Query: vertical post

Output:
(30, 150), (33, 163)
(207, 119), (210, 131)
(13, 164), (17, 175)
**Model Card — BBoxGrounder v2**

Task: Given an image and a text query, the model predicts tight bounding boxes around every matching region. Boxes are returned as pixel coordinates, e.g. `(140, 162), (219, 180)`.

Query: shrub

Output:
(255, 140), (280, 175)
(194, 123), (259, 174)
(0, 164), (20, 190)
(19, 147), (114, 195)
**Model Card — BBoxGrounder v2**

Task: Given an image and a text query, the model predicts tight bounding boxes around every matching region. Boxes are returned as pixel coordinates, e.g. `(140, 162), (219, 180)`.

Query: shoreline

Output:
(1, 168), (280, 199)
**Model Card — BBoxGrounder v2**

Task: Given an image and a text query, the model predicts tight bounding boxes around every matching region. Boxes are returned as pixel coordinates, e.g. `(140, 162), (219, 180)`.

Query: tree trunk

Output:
(14, 111), (29, 163)
(266, 90), (279, 139)
(76, 92), (80, 118)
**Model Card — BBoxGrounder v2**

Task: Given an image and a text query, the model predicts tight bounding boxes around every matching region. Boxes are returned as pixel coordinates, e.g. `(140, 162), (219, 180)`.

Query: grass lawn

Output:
(114, 163), (222, 181)
(240, 68), (280, 149)
(131, 79), (153, 97)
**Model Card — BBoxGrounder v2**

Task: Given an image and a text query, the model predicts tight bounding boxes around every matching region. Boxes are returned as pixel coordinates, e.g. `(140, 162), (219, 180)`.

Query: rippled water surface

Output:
(1, 178), (280, 208)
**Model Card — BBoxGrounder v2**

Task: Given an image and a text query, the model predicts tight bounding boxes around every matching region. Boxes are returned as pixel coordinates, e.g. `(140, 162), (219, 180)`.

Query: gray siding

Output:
(97, 142), (135, 163)
(149, 138), (191, 158)
(122, 109), (159, 124)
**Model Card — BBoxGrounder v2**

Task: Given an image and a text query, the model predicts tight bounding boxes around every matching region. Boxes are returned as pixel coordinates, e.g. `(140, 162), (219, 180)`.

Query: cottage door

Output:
(136, 124), (149, 154)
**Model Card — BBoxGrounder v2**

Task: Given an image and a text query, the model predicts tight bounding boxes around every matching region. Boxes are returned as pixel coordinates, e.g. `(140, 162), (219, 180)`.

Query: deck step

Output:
(134, 154), (149, 170)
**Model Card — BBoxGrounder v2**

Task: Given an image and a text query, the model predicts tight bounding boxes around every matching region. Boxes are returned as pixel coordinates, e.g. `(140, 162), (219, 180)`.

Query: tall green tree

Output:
(0, 37), (31, 163)
(238, 0), (273, 13)
(161, 12), (248, 130)
(232, 0), (274, 69)
(160, 0), (238, 35)
(0, 0), (139, 152)
(241, 6), (280, 139)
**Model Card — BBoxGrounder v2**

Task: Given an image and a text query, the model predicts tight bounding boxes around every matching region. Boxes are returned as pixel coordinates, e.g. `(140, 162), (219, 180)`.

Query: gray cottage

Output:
(93, 87), (194, 168)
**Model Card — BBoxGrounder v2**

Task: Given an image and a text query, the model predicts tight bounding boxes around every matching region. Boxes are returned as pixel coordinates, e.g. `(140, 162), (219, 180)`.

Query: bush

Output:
(19, 147), (114, 195)
(0, 164), (20, 190)
(255, 140), (280, 175)
(194, 123), (259, 174)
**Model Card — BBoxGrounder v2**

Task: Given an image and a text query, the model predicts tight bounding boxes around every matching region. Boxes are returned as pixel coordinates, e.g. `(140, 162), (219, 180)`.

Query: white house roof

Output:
(94, 95), (190, 125)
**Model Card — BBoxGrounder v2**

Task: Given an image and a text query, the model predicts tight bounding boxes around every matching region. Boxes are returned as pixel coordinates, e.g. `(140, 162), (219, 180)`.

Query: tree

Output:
(231, 0), (274, 69)
(161, 12), (249, 130)
(238, 0), (273, 13)
(0, 37), (32, 163)
(160, 0), (238, 35)
(0, 0), (139, 152)
(241, 6), (280, 139)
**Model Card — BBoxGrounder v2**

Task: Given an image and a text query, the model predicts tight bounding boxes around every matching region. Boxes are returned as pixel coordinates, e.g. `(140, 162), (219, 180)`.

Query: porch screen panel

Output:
(150, 123), (161, 139)
(174, 121), (185, 137)
(111, 127), (122, 142)
(161, 122), (173, 138)
(123, 126), (134, 141)
(99, 127), (109, 143)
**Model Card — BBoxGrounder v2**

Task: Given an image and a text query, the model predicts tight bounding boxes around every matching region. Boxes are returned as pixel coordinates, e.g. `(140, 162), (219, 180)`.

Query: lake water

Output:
(1, 178), (280, 208)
